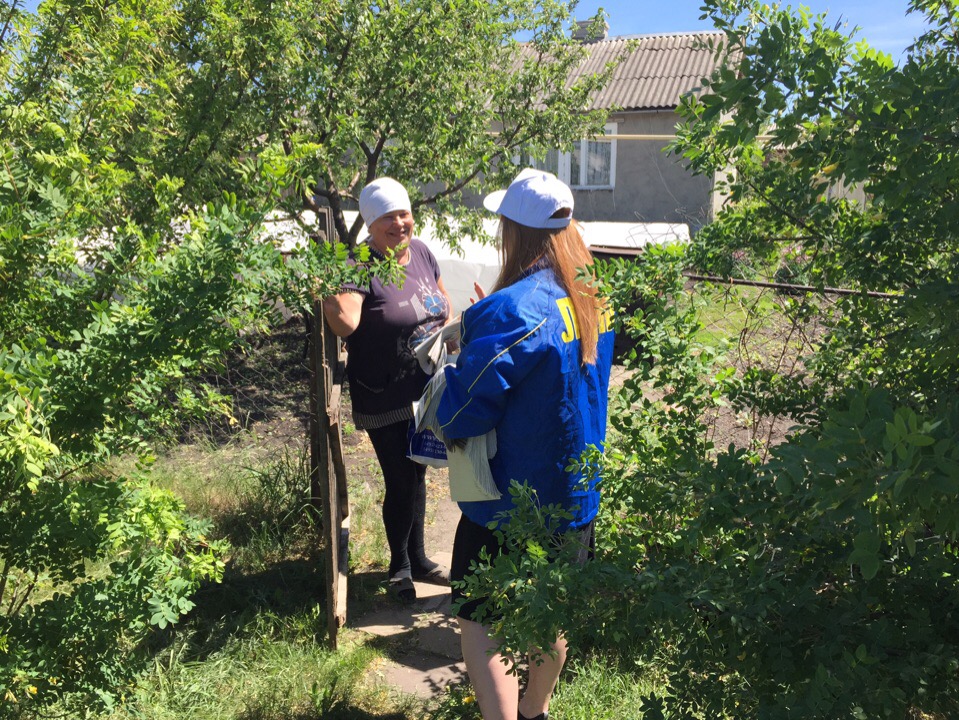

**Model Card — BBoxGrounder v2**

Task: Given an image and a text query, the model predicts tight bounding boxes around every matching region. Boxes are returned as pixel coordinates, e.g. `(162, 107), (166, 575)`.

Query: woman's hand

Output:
(470, 282), (487, 304)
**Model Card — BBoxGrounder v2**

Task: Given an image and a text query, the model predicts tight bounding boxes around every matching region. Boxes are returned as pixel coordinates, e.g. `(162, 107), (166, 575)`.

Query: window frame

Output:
(567, 122), (618, 190)
(517, 122), (618, 190)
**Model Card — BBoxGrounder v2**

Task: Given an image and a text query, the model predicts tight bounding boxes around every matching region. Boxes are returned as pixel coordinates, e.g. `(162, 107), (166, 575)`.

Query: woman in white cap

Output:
(436, 168), (616, 720)
(323, 177), (453, 602)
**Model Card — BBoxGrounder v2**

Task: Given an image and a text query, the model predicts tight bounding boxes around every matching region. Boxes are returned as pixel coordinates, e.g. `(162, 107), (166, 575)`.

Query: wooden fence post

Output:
(307, 209), (350, 649)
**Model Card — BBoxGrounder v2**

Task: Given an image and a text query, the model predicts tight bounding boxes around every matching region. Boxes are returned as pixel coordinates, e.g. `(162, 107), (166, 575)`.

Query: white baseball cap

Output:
(483, 168), (574, 229)
(359, 177), (412, 225)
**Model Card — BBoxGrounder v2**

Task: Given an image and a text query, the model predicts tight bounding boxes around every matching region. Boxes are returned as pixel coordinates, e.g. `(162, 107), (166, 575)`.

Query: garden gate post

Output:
(307, 209), (350, 649)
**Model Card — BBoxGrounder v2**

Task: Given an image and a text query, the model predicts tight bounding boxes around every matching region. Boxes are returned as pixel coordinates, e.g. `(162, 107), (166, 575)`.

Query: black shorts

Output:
(450, 513), (595, 622)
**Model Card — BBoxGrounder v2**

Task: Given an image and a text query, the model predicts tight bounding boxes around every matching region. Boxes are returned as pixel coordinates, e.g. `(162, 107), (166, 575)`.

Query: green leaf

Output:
(858, 553), (881, 580)
(854, 531), (881, 554)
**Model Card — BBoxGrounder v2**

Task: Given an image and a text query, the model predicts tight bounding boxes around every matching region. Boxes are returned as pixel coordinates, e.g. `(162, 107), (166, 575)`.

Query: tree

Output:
(0, 1), (295, 714)
(460, 1), (959, 718)
(260, 0), (618, 255)
(0, 0), (622, 714)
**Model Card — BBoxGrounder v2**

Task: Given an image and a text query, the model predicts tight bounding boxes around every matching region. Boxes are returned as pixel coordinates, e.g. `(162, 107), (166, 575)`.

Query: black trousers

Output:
(366, 420), (430, 579)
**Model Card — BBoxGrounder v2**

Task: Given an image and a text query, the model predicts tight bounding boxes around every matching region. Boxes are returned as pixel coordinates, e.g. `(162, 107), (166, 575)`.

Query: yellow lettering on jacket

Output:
(556, 298), (580, 342)
(557, 298), (615, 343)
(598, 306), (614, 334)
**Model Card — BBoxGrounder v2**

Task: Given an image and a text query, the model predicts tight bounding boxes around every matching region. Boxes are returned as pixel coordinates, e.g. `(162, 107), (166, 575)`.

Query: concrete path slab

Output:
(352, 536), (469, 699)
(370, 653), (468, 699)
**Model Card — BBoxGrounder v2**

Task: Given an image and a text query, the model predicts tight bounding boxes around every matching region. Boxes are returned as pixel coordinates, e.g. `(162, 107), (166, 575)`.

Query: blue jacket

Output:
(436, 267), (615, 530)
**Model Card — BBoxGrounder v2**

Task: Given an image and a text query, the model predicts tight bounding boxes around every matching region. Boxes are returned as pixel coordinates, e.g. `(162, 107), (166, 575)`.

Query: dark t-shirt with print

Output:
(344, 237), (449, 429)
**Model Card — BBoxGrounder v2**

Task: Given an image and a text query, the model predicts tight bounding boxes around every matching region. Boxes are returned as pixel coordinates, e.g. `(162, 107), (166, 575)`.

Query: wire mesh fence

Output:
(684, 278), (840, 461)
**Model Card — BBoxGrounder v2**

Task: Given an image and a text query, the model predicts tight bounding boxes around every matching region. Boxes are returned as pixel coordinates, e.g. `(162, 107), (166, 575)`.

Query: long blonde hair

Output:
(493, 215), (601, 365)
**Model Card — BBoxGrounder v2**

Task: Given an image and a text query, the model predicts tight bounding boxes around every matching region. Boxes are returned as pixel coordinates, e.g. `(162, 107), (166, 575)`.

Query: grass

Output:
(105, 426), (420, 720)
(110, 613), (414, 720)
(551, 654), (659, 720)
(339, 453), (391, 574)
(684, 281), (827, 368)
(682, 282), (782, 350)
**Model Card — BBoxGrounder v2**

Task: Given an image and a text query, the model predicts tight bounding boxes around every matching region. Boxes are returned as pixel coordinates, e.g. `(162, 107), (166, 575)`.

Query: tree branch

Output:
(3, 155), (22, 203)
(0, 557), (8, 610)
(418, 165), (486, 206)
(9, 571), (38, 617)
(0, 0), (20, 49)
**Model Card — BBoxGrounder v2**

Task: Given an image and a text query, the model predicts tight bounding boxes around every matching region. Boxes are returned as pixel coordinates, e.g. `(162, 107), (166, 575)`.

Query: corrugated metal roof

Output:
(572, 32), (730, 111)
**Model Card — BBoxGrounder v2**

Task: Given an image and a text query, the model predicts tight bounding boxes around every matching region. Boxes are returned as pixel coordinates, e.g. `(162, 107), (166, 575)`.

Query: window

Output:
(523, 123), (617, 190)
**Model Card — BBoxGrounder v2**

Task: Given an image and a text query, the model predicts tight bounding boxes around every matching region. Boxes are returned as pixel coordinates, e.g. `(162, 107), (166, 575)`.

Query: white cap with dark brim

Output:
(483, 168), (574, 229)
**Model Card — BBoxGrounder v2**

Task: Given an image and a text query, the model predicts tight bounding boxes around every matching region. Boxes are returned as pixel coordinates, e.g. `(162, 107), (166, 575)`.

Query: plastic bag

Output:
(406, 422), (448, 468)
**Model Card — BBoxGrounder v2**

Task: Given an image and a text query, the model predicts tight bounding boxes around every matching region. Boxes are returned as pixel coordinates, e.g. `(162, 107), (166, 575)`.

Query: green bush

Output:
(0, 3), (300, 714)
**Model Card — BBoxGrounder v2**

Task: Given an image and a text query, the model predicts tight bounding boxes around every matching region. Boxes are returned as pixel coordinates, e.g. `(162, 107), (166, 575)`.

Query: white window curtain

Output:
(585, 138), (613, 187)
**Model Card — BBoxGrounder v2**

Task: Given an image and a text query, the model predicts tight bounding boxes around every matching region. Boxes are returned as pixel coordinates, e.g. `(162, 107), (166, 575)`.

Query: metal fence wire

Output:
(684, 277), (843, 461)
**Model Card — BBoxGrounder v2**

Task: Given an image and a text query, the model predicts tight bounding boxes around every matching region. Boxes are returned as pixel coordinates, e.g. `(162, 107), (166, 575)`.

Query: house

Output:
(523, 27), (729, 230)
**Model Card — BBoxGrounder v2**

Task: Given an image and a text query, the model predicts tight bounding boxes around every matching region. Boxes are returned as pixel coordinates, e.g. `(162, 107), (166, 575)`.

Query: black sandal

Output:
(388, 575), (416, 604)
(411, 564), (450, 586)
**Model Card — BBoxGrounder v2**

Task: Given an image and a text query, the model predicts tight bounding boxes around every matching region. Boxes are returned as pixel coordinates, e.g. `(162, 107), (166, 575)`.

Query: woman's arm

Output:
(437, 296), (546, 439)
(322, 291), (364, 337)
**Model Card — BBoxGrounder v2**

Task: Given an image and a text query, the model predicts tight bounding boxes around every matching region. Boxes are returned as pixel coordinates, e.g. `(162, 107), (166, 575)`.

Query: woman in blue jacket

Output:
(437, 169), (615, 720)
